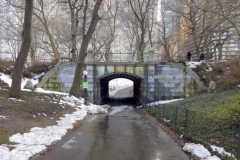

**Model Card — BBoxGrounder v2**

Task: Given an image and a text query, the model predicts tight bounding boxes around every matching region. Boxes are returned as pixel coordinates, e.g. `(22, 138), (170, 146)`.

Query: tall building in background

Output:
(157, 0), (186, 61)
(161, 0), (182, 37)
(179, 0), (240, 62)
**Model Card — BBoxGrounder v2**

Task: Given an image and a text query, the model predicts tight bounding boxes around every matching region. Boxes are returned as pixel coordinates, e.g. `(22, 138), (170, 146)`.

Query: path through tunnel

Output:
(99, 72), (143, 106)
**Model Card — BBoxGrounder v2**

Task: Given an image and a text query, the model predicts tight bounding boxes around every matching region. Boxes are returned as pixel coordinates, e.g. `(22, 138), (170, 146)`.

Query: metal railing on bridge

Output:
(86, 52), (161, 63)
(28, 52), (160, 64)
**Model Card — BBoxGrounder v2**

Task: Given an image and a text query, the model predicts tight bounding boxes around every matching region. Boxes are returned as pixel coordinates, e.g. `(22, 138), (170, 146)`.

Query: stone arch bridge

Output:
(36, 62), (205, 105)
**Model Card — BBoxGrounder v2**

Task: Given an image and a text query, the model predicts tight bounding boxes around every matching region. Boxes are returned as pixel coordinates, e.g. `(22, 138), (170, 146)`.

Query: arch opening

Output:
(99, 72), (143, 106)
(109, 78), (133, 98)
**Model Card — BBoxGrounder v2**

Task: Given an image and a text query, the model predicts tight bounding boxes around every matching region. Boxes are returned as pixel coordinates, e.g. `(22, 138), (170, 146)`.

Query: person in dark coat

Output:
(200, 52), (205, 60)
(187, 50), (192, 61)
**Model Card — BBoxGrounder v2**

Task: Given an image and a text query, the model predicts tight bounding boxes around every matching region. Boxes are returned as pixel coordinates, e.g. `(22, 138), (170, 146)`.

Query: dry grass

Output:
(26, 61), (56, 74)
(0, 60), (15, 75)
(0, 60), (75, 145)
(0, 59), (56, 79)
(205, 58), (240, 91)
(0, 79), (76, 145)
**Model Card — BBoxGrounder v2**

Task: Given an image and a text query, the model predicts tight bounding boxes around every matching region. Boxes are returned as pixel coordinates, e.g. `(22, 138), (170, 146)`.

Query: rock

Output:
(0, 79), (10, 89)
(24, 80), (34, 90)
(208, 81), (216, 93)
(214, 75), (221, 79)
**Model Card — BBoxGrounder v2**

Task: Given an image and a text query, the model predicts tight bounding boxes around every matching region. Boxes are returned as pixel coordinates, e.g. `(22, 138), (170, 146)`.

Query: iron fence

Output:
(144, 103), (240, 160)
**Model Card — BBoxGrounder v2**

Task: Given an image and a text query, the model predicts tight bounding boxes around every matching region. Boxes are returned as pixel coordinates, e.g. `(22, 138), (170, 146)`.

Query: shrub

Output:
(205, 57), (240, 91)
(22, 71), (33, 78)
(0, 60), (56, 77)
(0, 59), (15, 69)
(26, 62), (56, 74)
(0, 60), (15, 75)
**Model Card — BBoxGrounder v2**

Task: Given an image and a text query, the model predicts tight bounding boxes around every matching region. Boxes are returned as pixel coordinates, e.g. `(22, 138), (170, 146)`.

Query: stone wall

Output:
(36, 62), (204, 104)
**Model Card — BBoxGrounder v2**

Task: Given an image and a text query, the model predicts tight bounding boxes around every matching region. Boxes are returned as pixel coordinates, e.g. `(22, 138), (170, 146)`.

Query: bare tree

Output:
(191, 0), (240, 61)
(5, 0), (67, 63)
(32, 0), (61, 63)
(174, 0), (238, 61)
(0, 1), (24, 61)
(155, 1), (184, 61)
(173, 0), (204, 58)
(60, 0), (84, 61)
(127, 0), (151, 62)
(168, 0), (230, 61)
(89, 0), (119, 62)
(69, 0), (103, 97)
(10, 0), (33, 97)
(193, 0), (240, 39)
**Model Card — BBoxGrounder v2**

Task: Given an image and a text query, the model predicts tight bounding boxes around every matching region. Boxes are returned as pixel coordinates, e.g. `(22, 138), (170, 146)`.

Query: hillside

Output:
(146, 58), (240, 160)
(1, 58), (240, 160)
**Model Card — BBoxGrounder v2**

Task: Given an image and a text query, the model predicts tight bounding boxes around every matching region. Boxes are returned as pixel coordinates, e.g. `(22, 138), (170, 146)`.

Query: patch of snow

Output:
(201, 155), (221, 160)
(35, 88), (68, 95)
(211, 145), (235, 158)
(183, 143), (211, 158)
(0, 74), (108, 160)
(0, 74), (12, 87)
(0, 94), (108, 160)
(149, 99), (183, 106)
(0, 115), (8, 119)
(186, 61), (202, 68)
(8, 98), (25, 102)
(163, 118), (170, 123)
(0, 145), (46, 160)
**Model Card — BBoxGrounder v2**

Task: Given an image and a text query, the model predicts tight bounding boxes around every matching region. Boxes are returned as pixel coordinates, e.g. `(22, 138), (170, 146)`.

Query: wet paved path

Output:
(114, 86), (133, 98)
(34, 106), (189, 160)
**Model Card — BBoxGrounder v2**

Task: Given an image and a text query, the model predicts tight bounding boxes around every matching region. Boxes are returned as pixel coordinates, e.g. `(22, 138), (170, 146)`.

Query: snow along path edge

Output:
(0, 95), (108, 160)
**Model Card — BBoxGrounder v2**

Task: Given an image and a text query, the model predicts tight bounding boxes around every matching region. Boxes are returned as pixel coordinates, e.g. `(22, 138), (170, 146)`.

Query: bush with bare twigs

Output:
(0, 60), (15, 75)
(205, 58), (240, 91)
(0, 59), (56, 78)
(26, 62), (56, 75)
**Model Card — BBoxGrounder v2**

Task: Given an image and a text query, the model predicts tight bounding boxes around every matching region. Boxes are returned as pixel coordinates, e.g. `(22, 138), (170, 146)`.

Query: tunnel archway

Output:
(99, 72), (143, 105)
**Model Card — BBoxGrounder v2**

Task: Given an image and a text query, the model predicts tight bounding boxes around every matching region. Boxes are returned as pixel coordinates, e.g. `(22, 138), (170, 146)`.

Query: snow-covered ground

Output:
(109, 78), (133, 97)
(0, 73), (108, 160)
(109, 78), (133, 88)
(0, 62), (237, 160)
(0, 96), (108, 160)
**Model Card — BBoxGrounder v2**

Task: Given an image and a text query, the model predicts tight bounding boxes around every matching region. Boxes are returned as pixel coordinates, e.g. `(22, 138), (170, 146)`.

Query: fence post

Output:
(237, 126), (240, 160)
(162, 104), (165, 121)
(175, 106), (178, 129)
(157, 105), (160, 119)
(154, 105), (156, 115)
(184, 109), (189, 134)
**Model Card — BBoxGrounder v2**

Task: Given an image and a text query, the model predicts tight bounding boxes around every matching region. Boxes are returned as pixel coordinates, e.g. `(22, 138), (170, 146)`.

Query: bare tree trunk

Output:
(68, 0), (83, 61)
(10, 0), (33, 98)
(69, 0), (103, 97)
(128, 0), (150, 63)
(29, 46), (36, 65)
(217, 43), (223, 61)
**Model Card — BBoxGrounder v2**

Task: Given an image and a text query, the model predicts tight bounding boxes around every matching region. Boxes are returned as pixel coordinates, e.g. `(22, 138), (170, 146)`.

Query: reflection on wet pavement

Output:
(33, 106), (189, 160)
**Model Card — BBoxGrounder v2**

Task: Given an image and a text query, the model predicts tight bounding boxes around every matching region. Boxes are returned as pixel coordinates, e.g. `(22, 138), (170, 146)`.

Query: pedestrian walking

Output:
(200, 52), (205, 61)
(187, 50), (192, 61)
(197, 52), (201, 61)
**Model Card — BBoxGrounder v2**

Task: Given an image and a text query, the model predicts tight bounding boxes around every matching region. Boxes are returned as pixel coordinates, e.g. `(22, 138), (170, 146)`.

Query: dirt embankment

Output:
(0, 79), (76, 145)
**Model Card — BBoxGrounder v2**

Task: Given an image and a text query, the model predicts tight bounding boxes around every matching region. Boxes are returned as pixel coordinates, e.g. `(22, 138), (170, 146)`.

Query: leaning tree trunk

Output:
(69, 0), (103, 97)
(10, 0), (33, 98)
